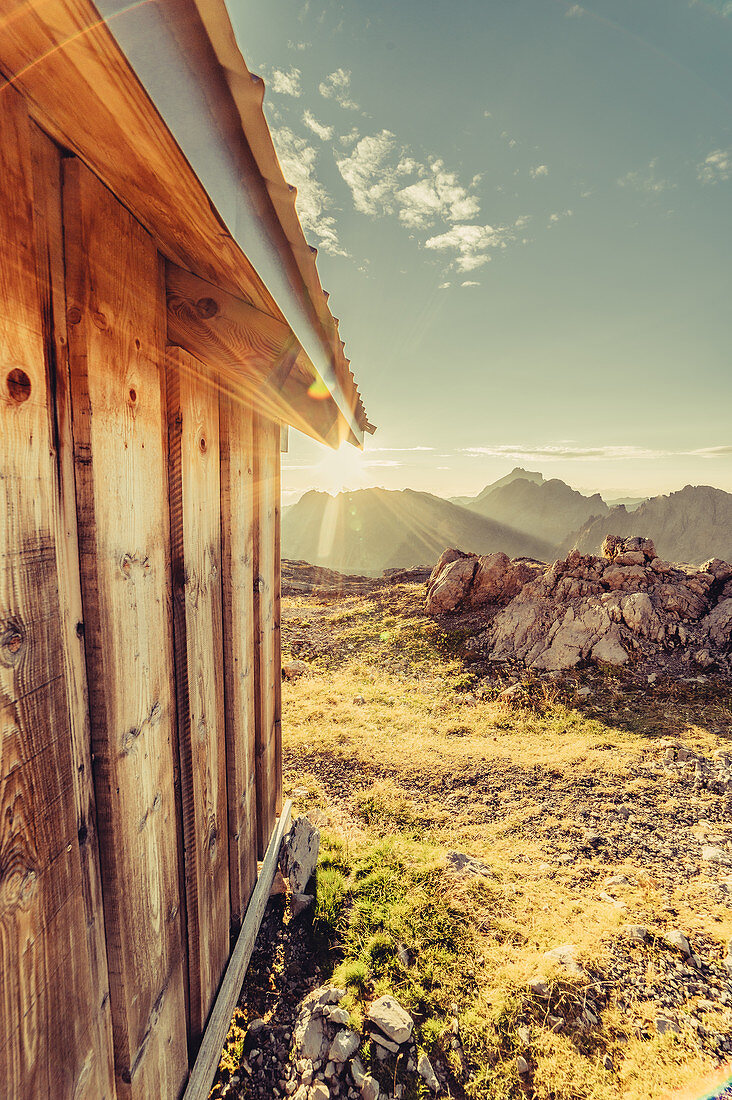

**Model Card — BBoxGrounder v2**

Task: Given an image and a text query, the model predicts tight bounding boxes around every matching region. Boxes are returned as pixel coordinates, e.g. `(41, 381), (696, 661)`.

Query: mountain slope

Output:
(282, 488), (554, 575)
(563, 485), (732, 565)
(465, 475), (608, 549)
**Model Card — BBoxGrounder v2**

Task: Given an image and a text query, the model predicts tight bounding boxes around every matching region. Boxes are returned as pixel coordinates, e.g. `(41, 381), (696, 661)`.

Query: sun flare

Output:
(314, 444), (368, 495)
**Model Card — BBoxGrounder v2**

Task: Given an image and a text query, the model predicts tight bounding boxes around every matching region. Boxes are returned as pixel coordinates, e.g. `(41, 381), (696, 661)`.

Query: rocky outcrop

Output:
(426, 550), (542, 614)
(427, 538), (732, 673)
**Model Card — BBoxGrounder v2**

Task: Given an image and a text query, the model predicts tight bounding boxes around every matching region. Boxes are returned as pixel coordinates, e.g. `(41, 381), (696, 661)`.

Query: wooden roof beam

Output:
(166, 262), (347, 448)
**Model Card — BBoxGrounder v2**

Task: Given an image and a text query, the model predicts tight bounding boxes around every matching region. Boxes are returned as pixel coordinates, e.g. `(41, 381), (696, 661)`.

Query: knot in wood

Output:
(195, 296), (219, 320)
(0, 620), (26, 667)
(6, 368), (31, 404)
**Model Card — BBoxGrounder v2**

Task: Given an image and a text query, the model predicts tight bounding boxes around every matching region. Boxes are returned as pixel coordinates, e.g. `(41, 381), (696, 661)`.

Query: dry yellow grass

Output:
(281, 585), (732, 1098)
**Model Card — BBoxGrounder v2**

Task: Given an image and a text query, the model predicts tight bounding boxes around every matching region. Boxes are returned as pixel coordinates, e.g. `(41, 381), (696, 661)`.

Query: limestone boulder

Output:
(425, 555), (478, 614)
(703, 599), (732, 649)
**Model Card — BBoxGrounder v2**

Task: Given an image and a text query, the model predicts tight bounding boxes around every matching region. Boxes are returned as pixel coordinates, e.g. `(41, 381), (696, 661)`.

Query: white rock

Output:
(702, 844), (732, 864)
(324, 1006), (350, 1026)
(516, 1055), (530, 1075)
(329, 1030), (360, 1063)
(417, 1053), (440, 1093)
(666, 930), (691, 957)
(542, 944), (585, 976)
(293, 1017), (328, 1061)
(516, 1026), (531, 1047)
(367, 995), (414, 1045)
(310, 1085), (330, 1100)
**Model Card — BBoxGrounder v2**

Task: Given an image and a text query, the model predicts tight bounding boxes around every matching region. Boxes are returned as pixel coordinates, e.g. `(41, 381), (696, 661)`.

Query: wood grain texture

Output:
(182, 800), (292, 1100)
(166, 347), (229, 1048)
(29, 120), (117, 1100)
(219, 395), (258, 923)
(63, 158), (188, 1099)
(252, 415), (282, 856)
(166, 263), (344, 448)
(0, 89), (114, 1099)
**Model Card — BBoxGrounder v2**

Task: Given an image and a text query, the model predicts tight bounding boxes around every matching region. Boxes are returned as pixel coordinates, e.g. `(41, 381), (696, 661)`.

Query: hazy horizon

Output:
(236, 0), (732, 506)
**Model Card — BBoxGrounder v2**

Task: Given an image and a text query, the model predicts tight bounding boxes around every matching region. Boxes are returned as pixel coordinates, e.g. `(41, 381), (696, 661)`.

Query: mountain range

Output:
(282, 469), (732, 575)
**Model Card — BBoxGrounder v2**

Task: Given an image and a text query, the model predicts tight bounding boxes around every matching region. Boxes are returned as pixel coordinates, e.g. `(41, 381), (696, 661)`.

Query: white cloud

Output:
(547, 208), (573, 226)
(369, 446), (435, 453)
(565, 4), (585, 15)
(303, 110), (334, 141)
(336, 131), (481, 231)
(461, 442), (732, 461)
(698, 149), (732, 184)
(340, 127), (361, 146)
(618, 159), (675, 193)
(423, 222), (516, 271)
(319, 68), (360, 110)
(461, 280), (480, 287)
(272, 126), (348, 256)
(269, 66), (302, 97)
(530, 164), (549, 178)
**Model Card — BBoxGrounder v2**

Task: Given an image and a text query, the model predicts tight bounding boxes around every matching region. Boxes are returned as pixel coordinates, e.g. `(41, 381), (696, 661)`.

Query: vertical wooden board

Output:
(0, 91), (114, 1099)
(252, 415), (282, 856)
(219, 395), (257, 922)
(30, 121), (117, 1100)
(63, 159), (188, 1099)
(166, 348), (229, 1047)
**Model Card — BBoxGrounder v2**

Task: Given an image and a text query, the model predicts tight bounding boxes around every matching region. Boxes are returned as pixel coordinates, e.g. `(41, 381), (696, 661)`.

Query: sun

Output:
(314, 443), (368, 495)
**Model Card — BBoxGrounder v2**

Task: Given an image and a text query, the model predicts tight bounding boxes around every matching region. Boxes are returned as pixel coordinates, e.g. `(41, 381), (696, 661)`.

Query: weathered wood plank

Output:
(63, 158), (188, 1099)
(252, 415), (282, 856)
(182, 800), (292, 1100)
(219, 394), (258, 922)
(0, 89), (114, 1099)
(0, 0), (273, 315)
(166, 347), (229, 1048)
(29, 120), (117, 1100)
(166, 263), (344, 447)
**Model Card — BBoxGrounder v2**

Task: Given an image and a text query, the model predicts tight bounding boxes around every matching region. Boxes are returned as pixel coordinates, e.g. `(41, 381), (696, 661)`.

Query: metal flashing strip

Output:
(95, 0), (366, 442)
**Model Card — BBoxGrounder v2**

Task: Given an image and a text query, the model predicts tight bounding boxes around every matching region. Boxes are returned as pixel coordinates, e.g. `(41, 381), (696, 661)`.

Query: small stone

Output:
(602, 1054), (614, 1071)
(543, 944), (585, 976)
(666, 930), (691, 957)
(283, 660), (311, 680)
(446, 851), (492, 878)
(702, 845), (732, 865)
(655, 1016), (681, 1036)
(292, 892), (314, 917)
(417, 1053), (439, 1092)
(528, 978), (550, 998)
(270, 870), (288, 896)
(516, 1026), (531, 1047)
(367, 995), (414, 1045)
(353, 695), (365, 705)
(349, 1057), (366, 1088)
(547, 1015), (564, 1032)
(310, 1085), (330, 1100)
(516, 1054), (530, 1076)
(329, 1030), (360, 1063)
(325, 1006), (350, 1026)
(624, 924), (649, 943)
(361, 1076), (380, 1100)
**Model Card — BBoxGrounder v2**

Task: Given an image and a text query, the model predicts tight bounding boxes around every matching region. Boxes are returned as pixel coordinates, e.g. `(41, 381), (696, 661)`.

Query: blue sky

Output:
(232, 0), (732, 503)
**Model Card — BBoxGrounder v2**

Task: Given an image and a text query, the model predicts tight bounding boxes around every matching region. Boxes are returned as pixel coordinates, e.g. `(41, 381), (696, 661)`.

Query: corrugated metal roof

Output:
(93, 0), (372, 441)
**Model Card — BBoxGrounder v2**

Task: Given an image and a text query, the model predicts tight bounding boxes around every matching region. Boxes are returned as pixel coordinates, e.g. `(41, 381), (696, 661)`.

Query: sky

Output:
(232, 0), (732, 505)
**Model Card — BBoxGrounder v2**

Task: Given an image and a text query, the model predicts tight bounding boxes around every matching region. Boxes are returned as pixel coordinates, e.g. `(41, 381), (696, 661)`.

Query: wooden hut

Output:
(0, 1), (371, 1096)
